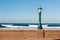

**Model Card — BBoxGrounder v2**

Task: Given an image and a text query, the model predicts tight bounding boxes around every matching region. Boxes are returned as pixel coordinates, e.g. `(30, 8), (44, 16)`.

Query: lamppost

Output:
(38, 7), (42, 29)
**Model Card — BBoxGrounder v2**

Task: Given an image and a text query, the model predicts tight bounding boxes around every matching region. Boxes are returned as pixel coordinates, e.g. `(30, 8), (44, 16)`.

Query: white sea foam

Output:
(42, 25), (60, 30)
(28, 25), (38, 27)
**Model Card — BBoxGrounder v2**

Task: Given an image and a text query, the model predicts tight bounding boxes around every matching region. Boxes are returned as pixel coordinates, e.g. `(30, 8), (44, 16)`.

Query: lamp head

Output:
(38, 7), (42, 13)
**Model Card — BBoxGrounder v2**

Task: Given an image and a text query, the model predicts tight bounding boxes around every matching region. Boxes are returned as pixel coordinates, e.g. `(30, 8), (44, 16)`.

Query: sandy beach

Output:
(0, 38), (54, 40)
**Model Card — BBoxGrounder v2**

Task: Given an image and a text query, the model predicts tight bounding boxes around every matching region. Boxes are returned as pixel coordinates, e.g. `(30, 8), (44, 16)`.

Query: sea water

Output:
(0, 23), (60, 27)
(0, 23), (60, 30)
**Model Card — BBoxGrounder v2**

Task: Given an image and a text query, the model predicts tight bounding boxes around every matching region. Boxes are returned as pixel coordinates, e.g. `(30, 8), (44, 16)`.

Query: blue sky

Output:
(0, 0), (60, 23)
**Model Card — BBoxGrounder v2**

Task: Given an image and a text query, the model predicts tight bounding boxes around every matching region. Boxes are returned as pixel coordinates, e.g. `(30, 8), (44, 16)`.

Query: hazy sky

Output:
(0, 0), (60, 23)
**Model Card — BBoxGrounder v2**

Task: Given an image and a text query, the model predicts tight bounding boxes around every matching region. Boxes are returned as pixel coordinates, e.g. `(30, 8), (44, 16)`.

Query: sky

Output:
(0, 0), (60, 23)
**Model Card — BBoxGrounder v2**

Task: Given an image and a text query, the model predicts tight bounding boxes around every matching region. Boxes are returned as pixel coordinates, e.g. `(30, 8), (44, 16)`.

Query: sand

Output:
(0, 38), (54, 40)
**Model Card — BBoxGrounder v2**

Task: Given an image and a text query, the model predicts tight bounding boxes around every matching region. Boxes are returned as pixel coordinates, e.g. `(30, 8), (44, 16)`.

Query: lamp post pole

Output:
(38, 7), (42, 29)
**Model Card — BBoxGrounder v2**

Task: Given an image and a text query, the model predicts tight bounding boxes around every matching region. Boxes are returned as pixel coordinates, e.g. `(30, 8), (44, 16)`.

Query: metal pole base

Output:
(38, 26), (42, 29)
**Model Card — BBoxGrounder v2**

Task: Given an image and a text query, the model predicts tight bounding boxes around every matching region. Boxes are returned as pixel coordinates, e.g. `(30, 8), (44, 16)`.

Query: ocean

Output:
(0, 23), (60, 27)
(0, 23), (60, 30)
